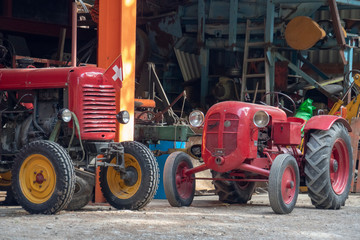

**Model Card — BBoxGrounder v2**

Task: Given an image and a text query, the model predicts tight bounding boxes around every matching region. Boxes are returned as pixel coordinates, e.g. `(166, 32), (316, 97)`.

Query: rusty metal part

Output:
(154, 91), (185, 122)
(328, 0), (347, 65)
(349, 118), (360, 192)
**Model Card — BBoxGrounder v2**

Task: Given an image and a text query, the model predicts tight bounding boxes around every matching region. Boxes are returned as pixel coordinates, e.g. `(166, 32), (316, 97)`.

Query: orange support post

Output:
(98, 0), (136, 142)
(95, 0), (137, 203)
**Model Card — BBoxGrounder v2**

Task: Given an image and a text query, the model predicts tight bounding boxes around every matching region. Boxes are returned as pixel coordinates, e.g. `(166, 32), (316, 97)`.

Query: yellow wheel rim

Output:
(19, 154), (56, 204)
(0, 171), (12, 187)
(107, 154), (141, 199)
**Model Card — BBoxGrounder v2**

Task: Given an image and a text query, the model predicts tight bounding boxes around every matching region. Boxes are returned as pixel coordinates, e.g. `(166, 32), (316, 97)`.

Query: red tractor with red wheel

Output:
(164, 93), (353, 214)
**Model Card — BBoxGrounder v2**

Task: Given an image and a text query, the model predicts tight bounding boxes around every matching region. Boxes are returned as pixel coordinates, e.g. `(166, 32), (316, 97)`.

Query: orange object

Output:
(96, 0), (137, 203)
(340, 106), (347, 119)
(134, 99), (156, 108)
(95, 155), (106, 203)
(285, 16), (326, 50)
(98, 0), (137, 142)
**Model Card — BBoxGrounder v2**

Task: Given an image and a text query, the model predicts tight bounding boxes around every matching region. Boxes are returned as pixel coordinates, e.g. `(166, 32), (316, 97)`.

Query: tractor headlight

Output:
(116, 111), (130, 124)
(58, 108), (72, 122)
(189, 110), (205, 127)
(253, 110), (270, 128)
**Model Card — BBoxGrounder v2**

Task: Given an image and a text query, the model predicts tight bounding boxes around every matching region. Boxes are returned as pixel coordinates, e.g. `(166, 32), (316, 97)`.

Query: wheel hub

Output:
(286, 181), (294, 189)
(123, 166), (138, 186)
(330, 158), (339, 173)
(35, 172), (46, 184)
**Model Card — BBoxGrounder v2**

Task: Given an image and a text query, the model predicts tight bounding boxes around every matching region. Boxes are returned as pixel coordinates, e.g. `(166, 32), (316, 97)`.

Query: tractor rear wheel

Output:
(100, 141), (159, 210)
(12, 140), (75, 214)
(164, 152), (195, 207)
(269, 154), (299, 214)
(212, 171), (255, 204)
(305, 122), (353, 209)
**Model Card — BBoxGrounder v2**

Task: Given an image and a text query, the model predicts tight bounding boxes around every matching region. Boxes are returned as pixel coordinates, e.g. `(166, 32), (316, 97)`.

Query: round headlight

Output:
(253, 110), (270, 128)
(58, 108), (72, 123)
(189, 110), (204, 127)
(117, 111), (130, 124)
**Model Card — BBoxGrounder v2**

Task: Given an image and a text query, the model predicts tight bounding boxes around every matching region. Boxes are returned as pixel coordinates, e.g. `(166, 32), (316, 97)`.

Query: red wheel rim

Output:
(330, 139), (349, 194)
(281, 165), (296, 204)
(175, 162), (193, 199)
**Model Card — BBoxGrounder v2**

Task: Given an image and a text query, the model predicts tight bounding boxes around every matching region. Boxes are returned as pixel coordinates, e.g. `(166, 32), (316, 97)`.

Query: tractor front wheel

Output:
(100, 141), (159, 210)
(305, 122), (353, 209)
(269, 154), (299, 214)
(12, 140), (75, 214)
(163, 152), (195, 207)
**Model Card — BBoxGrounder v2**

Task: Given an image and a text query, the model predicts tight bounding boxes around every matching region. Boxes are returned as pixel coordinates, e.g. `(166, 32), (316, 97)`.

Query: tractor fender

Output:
(303, 115), (352, 132)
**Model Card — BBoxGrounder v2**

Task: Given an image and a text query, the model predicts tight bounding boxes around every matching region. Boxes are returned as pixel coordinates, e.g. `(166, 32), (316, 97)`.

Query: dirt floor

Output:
(1, 192), (359, 240)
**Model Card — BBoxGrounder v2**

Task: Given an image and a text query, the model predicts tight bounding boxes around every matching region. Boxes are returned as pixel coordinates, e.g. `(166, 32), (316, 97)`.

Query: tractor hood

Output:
(0, 66), (108, 90)
(206, 101), (288, 123)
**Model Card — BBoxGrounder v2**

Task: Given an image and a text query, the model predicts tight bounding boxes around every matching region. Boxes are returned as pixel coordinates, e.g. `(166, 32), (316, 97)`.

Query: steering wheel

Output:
(260, 92), (297, 115)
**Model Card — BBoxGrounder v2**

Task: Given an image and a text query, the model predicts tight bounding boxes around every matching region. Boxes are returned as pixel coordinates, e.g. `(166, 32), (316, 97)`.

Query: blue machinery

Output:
(191, 0), (360, 105)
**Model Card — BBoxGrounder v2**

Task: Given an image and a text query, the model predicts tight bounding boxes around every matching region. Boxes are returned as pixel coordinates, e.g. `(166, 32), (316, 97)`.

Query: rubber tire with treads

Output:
(268, 154), (299, 214)
(211, 171), (255, 204)
(66, 176), (93, 211)
(12, 140), (75, 214)
(305, 122), (353, 209)
(100, 141), (159, 210)
(164, 152), (195, 207)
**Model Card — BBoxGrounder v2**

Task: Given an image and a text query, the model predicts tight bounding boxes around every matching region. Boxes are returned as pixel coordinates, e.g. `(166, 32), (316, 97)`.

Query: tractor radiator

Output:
(81, 84), (116, 139)
(205, 112), (238, 156)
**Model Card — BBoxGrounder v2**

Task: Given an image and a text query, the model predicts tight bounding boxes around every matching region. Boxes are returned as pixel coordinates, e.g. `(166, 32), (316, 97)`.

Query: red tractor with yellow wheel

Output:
(164, 93), (353, 214)
(0, 60), (159, 214)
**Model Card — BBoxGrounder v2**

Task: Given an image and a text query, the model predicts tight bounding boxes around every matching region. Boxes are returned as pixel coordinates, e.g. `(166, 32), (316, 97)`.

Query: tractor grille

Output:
(205, 113), (220, 153)
(205, 112), (238, 156)
(223, 113), (238, 155)
(82, 84), (116, 133)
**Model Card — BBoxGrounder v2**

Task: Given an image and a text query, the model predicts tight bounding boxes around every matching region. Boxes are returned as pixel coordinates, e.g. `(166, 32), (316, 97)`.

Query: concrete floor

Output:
(1, 193), (359, 240)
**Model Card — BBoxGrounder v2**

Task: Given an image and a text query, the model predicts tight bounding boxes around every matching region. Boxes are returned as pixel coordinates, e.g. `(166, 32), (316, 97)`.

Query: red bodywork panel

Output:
(202, 101), (287, 173)
(273, 117), (305, 145)
(0, 67), (71, 90)
(304, 115), (352, 132)
(0, 67), (117, 140)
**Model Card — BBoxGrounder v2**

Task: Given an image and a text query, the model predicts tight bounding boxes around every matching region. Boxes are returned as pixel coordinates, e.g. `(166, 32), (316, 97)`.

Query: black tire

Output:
(212, 171), (255, 204)
(163, 152), (195, 207)
(269, 154), (299, 214)
(100, 141), (159, 210)
(12, 140), (75, 214)
(305, 122), (353, 209)
(66, 176), (93, 211)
